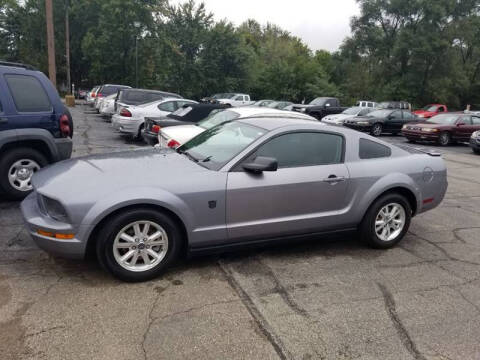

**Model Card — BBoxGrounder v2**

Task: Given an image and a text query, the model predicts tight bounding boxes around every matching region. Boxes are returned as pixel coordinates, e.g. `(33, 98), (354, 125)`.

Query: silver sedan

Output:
(21, 116), (448, 282)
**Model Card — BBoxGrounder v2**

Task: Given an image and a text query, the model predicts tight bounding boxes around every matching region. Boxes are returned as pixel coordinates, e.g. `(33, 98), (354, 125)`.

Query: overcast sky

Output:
(170, 0), (360, 52)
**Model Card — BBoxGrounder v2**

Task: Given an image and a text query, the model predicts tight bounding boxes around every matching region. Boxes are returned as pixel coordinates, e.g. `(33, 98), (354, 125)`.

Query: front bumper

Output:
(20, 193), (87, 259)
(343, 123), (372, 132)
(401, 129), (439, 141)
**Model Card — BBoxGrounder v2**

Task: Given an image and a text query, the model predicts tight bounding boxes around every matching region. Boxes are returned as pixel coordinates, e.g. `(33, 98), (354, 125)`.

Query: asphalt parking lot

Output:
(1, 104), (480, 360)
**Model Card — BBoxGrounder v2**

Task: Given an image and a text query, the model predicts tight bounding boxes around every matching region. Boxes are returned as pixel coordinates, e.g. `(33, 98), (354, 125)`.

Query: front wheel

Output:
(96, 208), (182, 282)
(438, 132), (451, 146)
(359, 193), (411, 249)
(371, 123), (383, 136)
(473, 148), (480, 155)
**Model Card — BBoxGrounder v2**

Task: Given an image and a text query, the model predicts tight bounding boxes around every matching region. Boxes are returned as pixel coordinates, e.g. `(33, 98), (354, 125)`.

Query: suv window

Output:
(234, 95), (244, 101)
(359, 139), (391, 159)
(253, 132), (343, 168)
(158, 101), (176, 112)
(5, 74), (51, 112)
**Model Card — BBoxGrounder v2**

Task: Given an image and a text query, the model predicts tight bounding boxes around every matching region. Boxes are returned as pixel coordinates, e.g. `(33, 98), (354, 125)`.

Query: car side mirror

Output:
(243, 156), (278, 174)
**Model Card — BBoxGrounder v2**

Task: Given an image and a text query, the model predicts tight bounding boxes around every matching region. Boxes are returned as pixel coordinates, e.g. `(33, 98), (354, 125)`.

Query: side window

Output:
(438, 106), (445, 113)
(391, 110), (402, 119)
(5, 74), (52, 112)
(0, 99), (3, 113)
(403, 111), (414, 120)
(359, 139), (391, 159)
(252, 132), (343, 168)
(234, 95), (244, 101)
(359, 109), (370, 116)
(459, 116), (472, 125)
(472, 116), (480, 125)
(158, 101), (176, 112)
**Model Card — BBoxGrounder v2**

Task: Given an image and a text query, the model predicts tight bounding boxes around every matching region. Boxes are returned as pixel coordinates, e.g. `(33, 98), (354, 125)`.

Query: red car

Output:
(413, 104), (448, 119)
(401, 112), (480, 146)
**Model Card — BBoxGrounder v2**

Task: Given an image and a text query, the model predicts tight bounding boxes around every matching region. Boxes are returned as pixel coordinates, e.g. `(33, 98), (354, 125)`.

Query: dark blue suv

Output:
(0, 62), (73, 200)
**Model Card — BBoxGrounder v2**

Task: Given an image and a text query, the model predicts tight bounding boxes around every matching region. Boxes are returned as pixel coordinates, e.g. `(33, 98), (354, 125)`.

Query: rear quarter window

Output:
(5, 74), (52, 112)
(359, 138), (392, 159)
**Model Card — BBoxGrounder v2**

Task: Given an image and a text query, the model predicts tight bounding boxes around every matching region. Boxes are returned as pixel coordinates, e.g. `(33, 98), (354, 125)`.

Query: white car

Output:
(157, 107), (317, 149)
(322, 107), (374, 125)
(99, 94), (117, 118)
(86, 86), (99, 105)
(112, 98), (197, 138)
(217, 93), (255, 107)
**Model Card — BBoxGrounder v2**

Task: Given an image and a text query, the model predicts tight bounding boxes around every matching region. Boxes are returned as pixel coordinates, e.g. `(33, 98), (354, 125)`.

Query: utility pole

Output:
(65, 0), (71, 94)
(135, 36), (138, 88)
(45, 0), (56, 87)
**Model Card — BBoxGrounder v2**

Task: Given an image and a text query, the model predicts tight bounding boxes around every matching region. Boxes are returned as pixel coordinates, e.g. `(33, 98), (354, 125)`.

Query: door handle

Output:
(323, 175), (346, 184)
(0, 117), (8, 124)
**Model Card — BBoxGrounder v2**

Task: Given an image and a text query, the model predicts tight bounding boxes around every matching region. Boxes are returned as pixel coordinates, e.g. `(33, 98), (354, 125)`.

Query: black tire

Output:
(0, 147), (48, 200)
(96, 208), (182, 282)
(438, 131), (451, 146)
(135, 124), (145, 141)
(473, 148), (480, 155)
(359, 193), (411, 249)
(370, 123), (383, 136)
(406, 138), (416, 143)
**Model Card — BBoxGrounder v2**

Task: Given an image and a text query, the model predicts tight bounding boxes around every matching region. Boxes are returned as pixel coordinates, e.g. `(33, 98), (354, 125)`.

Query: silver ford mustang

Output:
(21, 116), (448, 282)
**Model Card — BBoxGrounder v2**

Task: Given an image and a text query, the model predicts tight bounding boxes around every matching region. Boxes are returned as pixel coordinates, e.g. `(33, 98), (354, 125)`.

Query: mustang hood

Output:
(32, 148), (206, 200)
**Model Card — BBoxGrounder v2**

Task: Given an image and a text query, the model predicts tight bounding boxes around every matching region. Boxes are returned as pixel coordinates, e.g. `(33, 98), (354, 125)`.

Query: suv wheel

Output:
(96, 208), (182, 282)
(359, 193), (411, 249)
(0, 148), (48, 200)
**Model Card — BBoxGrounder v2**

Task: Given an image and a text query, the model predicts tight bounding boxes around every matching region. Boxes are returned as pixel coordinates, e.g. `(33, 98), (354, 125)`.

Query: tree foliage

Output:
(0, 0), (479, 107)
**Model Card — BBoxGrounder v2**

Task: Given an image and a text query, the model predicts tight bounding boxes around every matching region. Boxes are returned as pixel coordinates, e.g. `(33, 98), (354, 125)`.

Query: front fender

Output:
(80, 186), (194, 242)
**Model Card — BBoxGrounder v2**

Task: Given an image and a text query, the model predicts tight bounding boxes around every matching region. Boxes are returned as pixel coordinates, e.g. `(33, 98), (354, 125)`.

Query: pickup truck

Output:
(216, 93), (255, 107)
(292, 97), (347, 120)
(413, 104), (448, 119)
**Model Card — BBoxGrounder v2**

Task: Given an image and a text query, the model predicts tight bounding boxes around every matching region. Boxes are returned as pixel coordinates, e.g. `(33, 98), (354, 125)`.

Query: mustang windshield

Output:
(423, 105), (438, 112)
(179, 122), (266, 170)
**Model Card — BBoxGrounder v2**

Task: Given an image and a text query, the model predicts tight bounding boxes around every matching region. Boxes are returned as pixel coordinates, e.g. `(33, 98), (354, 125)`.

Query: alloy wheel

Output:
(113, 220), (168, 272)
(8, 159), (41, 192)
(372, 124), (382, 136)
(439, 132), (450, 146)
(374, 203), (406, 242)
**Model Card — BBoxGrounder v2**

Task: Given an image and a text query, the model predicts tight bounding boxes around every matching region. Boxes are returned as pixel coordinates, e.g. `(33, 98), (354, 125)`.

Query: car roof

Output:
(230, 106), (302, 117)
(237, 116), (323, 131)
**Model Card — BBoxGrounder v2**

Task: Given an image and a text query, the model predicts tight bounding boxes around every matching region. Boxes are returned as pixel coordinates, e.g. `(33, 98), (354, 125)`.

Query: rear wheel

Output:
(0, 148), (48, 200)
(359, 193), (411, 249)
(438, 132), (451, 146)
(371, 123), (383, 136)
(473, 148), (480, 155)
(96, 208), (182, 282)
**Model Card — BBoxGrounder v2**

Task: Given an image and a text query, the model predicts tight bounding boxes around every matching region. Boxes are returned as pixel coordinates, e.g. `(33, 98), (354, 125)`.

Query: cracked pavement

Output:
(1, 104), (480, 359)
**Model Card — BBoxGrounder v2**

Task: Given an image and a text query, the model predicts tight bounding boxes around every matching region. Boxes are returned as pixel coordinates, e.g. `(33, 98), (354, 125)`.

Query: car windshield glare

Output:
(178, 122), (267, 170)
(309, 98), (327, 106)
(369, 110), (392, 118)
(197, 110), (239, 129)
(423, 105), (438, 112)
(427, 114), (459, 124)
(342, 107), (361, 115)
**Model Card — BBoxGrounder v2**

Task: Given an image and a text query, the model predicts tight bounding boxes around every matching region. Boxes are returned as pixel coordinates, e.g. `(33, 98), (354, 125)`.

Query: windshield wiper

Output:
(177, 149), (200, 163)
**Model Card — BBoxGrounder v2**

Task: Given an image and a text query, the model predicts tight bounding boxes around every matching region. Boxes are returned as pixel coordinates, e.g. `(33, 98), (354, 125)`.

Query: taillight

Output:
(120, 108), (132, 117)
(152, 125), (161, 133)
(167, 139), (180, 148)
(91, 92), (96, 98)
(59, 114), (70, 137)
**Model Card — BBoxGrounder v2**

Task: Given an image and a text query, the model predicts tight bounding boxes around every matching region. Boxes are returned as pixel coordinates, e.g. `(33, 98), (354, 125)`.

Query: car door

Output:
(384, 110), (403, 131)
(454, 115), (474, 141)
(226, 131), (350, 241)
(1, 73), (56, 133)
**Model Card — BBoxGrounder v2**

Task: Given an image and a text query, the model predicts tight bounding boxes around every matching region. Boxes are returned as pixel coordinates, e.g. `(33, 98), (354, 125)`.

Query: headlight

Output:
(356, 121), (370, 125)
(300, 108), (306, 113)
(38, 194), (69, 222)
(421, 128), (438, 132)
(417, 114), (424, 118)
(402, 125), (407, 129)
